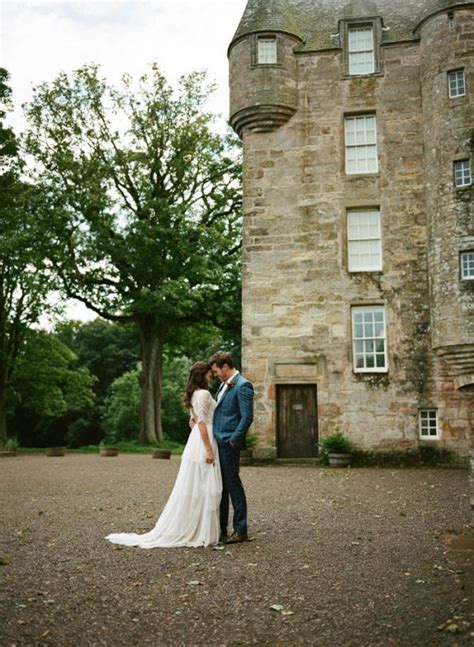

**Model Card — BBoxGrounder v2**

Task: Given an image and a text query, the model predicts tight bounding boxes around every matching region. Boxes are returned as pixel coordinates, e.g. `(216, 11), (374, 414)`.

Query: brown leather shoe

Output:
(224, 531), (248, 544)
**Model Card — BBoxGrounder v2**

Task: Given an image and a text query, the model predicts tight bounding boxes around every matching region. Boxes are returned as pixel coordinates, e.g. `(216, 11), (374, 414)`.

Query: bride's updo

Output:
(183, 361), (211, 409)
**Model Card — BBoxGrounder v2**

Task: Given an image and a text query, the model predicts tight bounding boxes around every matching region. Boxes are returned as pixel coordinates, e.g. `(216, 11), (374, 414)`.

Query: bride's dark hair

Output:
(183, 361), (211, 409)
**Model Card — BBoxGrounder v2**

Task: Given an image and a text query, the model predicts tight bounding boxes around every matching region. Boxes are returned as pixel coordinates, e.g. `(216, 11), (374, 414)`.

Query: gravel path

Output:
(1, 454), (473, 646)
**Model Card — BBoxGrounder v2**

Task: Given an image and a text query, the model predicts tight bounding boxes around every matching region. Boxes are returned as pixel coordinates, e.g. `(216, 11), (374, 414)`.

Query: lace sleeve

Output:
(192, 390), (214, 425)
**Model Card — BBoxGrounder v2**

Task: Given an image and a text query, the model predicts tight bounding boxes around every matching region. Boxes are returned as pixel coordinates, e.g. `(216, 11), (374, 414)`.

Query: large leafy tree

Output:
(0, 68), (55, 447)
(25, 65), (242, 444)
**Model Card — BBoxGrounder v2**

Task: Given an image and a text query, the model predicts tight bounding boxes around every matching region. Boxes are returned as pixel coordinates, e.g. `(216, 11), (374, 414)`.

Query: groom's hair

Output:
(209, 351), (234, 369)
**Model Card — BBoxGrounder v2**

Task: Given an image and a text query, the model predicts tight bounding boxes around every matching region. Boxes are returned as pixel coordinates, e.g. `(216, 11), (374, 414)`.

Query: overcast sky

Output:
(0, 0), (247, 131)
(0, 0), (247, 323)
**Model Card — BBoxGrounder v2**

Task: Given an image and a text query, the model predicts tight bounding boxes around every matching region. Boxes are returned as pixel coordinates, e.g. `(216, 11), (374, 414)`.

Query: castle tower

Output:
(417, 1), (474, 389)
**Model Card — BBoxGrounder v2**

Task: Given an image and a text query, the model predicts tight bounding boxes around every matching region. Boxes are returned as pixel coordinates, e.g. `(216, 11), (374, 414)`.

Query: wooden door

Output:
(276, 384), (318, 458)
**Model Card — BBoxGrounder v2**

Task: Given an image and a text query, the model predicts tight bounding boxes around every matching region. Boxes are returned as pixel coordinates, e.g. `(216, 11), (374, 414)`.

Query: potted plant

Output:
(240, 432), (258, 466)
(320, 431), (353, 468)
(99, 440), (119, 457)
(46, 446), (66, 457)
(0, 437), (18, 457)
(153, 448), (171, 459)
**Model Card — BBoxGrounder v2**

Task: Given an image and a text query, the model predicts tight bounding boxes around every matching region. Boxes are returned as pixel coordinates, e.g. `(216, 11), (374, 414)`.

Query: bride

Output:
(106, 361), (222, 548)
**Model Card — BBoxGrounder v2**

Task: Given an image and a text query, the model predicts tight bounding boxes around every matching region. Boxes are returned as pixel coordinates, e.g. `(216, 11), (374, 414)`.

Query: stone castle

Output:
(228, 0), (473, 458)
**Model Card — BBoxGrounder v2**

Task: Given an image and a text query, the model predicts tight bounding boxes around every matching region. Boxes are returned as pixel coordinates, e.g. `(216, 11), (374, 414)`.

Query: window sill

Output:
(345, 173), (380, 179)
(342, 71), (383, 80)
(251, 63), (282, 69)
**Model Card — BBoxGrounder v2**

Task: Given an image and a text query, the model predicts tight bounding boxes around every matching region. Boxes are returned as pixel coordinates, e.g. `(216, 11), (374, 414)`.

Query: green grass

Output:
(15, 439), (185, 455)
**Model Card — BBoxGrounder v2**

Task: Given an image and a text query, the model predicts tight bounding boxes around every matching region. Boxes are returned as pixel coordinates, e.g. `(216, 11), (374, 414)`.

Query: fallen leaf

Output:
(270, 604), (284, 612)
(188, 580), (202, 586)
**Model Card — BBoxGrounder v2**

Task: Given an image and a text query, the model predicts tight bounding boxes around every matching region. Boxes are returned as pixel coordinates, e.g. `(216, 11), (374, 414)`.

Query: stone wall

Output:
(232, 5), (473, 458)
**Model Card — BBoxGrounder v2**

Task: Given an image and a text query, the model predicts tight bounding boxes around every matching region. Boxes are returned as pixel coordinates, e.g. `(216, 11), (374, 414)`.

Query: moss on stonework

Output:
(231, 0), (473, 53)
(351, 446), (468, 468)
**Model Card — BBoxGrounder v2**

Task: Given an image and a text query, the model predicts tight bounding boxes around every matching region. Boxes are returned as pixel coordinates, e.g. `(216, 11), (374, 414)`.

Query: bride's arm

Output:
(194, 391), (215, 464)
(198, 422), (215, 465)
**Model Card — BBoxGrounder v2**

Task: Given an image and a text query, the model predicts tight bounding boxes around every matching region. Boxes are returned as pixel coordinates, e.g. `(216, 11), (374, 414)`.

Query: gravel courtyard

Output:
(1, 454), (473, 646)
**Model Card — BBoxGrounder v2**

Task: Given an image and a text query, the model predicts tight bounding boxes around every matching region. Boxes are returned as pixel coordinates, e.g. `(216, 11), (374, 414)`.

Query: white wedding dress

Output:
(106, 389), (222, 548)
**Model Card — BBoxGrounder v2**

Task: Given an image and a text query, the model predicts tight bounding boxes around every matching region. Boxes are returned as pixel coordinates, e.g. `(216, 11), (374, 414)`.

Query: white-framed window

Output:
(351, 305), (387, 372)
(347, 209), (382, 272)
(348, 26), (375, 75)
(454, 159), (472, 187)
(461, 251), (474, 280)
(448, 70), (465, 98)
(419, 409), (439, 440)
(257, 37), (277, 64)
(345, 115), (378, 174)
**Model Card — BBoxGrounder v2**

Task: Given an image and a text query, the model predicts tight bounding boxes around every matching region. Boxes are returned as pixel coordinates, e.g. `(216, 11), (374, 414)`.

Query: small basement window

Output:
(419, 409), (439, 440)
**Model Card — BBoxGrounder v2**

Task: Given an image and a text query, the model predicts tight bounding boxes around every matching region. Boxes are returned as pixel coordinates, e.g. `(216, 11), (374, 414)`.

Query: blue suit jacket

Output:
(213, 373), (254, 448)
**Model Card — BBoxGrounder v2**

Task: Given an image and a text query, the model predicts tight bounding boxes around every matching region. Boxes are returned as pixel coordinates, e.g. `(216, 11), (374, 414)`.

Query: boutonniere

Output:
(227, 380), (236, 389)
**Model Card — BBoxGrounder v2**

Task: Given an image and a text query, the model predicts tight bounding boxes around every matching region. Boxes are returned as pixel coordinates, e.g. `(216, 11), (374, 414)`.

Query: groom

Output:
(209, 351), (254, 544)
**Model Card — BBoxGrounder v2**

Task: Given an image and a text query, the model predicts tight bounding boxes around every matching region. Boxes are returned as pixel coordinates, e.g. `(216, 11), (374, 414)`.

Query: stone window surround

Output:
(351, 304), (388, 374)
(460, 250), (474, 280)
(448, 12), (455, 29)
(418, 409), (440, 440)
(340, 17), (384, 78)
(251, 33), (282, 68)
(447, 68), (466, 98)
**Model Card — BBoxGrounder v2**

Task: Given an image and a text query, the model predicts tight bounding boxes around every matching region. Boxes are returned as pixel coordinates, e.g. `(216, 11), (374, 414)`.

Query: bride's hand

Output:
(206, 448), (215, 465)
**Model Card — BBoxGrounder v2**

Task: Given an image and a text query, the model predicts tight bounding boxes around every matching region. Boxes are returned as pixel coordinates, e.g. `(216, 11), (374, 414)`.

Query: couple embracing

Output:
(106, 352), (254, 549)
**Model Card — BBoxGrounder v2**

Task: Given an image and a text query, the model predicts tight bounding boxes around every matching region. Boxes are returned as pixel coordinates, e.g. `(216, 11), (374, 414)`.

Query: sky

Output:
(0, 0), (247, 323)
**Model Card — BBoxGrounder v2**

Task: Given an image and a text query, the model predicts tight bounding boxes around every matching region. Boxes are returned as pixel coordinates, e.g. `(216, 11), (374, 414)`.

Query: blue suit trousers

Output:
(218, 442), (247, 534)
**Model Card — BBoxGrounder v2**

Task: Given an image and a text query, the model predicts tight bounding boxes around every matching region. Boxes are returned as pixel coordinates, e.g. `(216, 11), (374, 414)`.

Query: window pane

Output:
(349, 27), (375, 75)
(448, 70), (465, 98)
(258, 38), (277, 64)
(347, 210), (382, 271)
(352, 306), (386, 371)
(345, 116), (378, 174)
(454, 159), (472, 187)
(419, 410), (439, 438)
(461, 252), (474, 279)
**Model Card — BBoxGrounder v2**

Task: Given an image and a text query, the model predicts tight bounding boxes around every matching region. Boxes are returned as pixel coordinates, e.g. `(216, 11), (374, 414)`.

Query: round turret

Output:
(228, 31), (300, 137)
(418, 2), (474, 376)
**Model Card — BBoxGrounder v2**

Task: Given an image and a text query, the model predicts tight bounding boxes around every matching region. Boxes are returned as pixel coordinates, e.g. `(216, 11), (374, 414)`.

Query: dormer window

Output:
(348, 26), (375, 75)
(341, 19), (382, 77)
(257, 36), (277, 64)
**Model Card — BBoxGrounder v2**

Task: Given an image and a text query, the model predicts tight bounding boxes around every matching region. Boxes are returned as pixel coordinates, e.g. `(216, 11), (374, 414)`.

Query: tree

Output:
(56, 318), (140, 400)
(102, 367), (141, 443)
(0, 68), (55, 447)
(10, 329), (96, 447)
(25, 64), (242, 444)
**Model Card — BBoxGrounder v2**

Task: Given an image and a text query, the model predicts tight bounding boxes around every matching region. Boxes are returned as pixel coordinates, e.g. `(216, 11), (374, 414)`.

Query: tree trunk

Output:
(0, 381), (7, 448)
(137, 317), (165, 444)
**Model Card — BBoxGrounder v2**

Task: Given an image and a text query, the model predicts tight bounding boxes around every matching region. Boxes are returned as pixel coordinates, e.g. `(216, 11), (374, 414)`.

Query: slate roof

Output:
(230, 0), (473, 52)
